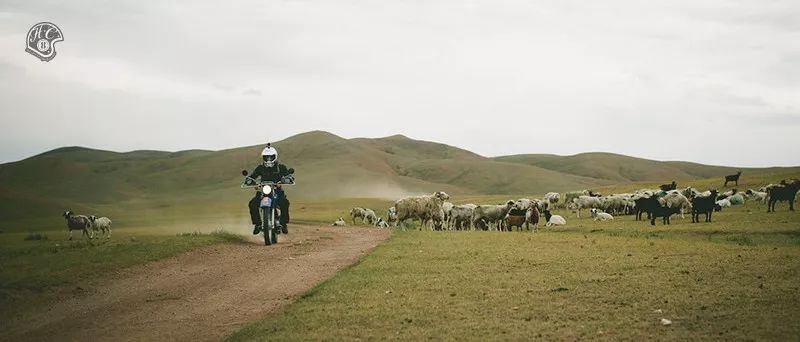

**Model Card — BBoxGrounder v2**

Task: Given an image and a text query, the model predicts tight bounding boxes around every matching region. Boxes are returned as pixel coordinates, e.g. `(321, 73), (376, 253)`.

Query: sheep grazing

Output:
(745, 189), (768, 203)
(442, 202), (454, 230)
(659, 181), (677, 191)
(767, 180), (800, 212)
(62, 211), (93, 240)
(393, 191), (450, 230)
(472, 201), (515, 231)
(504, 209), (528, 231)
(563, 190), (590, 208)
(724, 171), (742, 187)
(691, 190), (719, 223)
(332, 217), (347, 226)
(449, 204), (476, 230)
(349, 207), (368, 224)
(544, 192), (560, 205)
(89, 215), (112, 238)
(657, 191), (692, 219)
(543, 210), (566, 227)
(643, 196), (681, 226)
(363, 208), (378, 225)
(590, 208), (614, 221)
(570, 195), (602, 218)
(374, 217), (390, 228)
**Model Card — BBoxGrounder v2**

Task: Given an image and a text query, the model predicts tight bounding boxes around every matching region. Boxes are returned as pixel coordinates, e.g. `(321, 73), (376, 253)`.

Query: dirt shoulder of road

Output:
(4, 224), (391, 342)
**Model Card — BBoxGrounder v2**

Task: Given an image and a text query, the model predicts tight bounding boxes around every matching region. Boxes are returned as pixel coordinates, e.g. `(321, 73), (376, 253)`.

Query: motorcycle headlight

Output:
(261, 185), (272, 195)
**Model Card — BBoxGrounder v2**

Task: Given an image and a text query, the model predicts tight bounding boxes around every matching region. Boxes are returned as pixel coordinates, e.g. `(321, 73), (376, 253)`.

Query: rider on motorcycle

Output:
(247, 143), (293, 235)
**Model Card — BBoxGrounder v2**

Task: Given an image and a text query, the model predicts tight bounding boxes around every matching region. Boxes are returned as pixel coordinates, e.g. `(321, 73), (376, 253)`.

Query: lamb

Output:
(374, 217), (390, 228)
(570, 195), (603, 218)
(724, 171), (742, 187)
(349, 207), (368, 224)
(62, 211), (93, 240)
(88, 215), (112, 238)
(659, 181), (677, 191)
(716, 198), (732, 209)
(387, 207), (398, 224)
(442, 202), (454, 230)
(767, 180), (800, 212)
(363, 208), (378, 225)
(590, 208), (614, 221)
(393, 191), (450, 230)
(332, 217), (347, 226)
(449, 204), (476, 230)
(526, 206), (540, 231)
(543, 210), (566, 227)
(691, 190), (719, 223)
(472, 201), (515, 231)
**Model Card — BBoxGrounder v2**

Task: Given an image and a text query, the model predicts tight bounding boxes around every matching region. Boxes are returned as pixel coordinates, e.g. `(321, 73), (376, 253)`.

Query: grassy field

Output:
(0, 229), (243, 317)
(228, 200), (800, 341)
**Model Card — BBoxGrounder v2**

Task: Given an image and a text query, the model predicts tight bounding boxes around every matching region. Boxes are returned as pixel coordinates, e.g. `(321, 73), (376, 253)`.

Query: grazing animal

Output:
(88, 215), (112, 238)
(527, 206), (540, 231)
(543, 192), (560, 204)
(349, 207), (368, 224)
(724, 171), (742, 187)
(570, 196), (603, 218)
(393, 192), (450, 230)
(767, 180), (800, 212)
(745, 189), (768, 203)
(660, 181), (677, 191)
(647, 197), (681, 226)
(543, 210), (566, 227)
(472, 201), (515, 231)
(691, 190), (719, 223)
(332, 217), (347, 226)
(504, 209), (528, 231)
(449, 204), (476, 230)
(62, 211), (93, 240)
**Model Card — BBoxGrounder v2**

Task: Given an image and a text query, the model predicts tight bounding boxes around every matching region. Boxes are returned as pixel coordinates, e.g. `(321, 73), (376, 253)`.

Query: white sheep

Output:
(89, 215), (112, 238)
(590, 208), (614, 221)
(544, 192), (560, 204)
(543, 210), (566, 227)
(62, 210), (93, 240)
(363, 208), (378, 225)
(349, 207), (368, 224)
(745, 189), (768, 203)
(442, 202), (454, 230)
(332, 217), (347, 226)
(716, 198), (732, 208)
(448, 204), (476, 230)
(658, 191), (692, 219)
(393, 191), (450, 230)
(570, 196), (603, 218)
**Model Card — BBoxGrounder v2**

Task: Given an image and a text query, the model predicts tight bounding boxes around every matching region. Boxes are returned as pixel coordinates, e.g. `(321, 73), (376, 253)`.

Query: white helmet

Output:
(261, 143), (278, 167)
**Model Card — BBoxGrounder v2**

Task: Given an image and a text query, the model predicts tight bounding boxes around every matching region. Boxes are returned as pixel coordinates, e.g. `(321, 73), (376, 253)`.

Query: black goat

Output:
(659, 181), (677, 191)
(767, 180), (800, 212)
(633, 197), (652, 221)
(648, 197), (681, 226)
(724, 171), (742, 187)
(691, 190), (719, 223)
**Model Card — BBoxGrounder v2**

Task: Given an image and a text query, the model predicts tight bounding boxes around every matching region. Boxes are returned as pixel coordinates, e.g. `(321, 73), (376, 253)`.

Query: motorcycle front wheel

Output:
(262, 207), (274, 246)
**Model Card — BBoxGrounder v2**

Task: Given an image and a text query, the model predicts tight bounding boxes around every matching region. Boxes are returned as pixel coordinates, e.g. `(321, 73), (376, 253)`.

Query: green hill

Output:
(1, 130), (797, 231)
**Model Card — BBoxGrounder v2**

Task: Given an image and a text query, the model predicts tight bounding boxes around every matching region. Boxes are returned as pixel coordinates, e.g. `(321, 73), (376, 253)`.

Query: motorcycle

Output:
(241, 170), (295, 246)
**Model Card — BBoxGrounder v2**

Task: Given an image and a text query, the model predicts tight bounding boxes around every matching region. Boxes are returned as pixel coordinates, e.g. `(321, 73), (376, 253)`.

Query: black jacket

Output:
(249, 163), (291, 183)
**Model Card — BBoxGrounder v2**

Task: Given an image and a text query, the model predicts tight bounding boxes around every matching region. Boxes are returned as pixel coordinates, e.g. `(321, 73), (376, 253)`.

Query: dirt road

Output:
(5, 225), (390, 342)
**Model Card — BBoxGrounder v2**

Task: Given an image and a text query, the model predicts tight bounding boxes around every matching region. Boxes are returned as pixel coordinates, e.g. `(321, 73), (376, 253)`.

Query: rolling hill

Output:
(1, 130), (797, 230)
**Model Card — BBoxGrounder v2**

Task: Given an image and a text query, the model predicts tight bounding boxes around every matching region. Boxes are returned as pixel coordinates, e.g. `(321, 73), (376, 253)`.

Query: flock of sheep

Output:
(61, 210), (113, 240)
(338, 177), (799, 231)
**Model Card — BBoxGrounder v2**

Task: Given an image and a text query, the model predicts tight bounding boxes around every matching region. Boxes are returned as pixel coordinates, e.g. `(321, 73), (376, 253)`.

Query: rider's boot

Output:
(252, 224), (261, 235)
(281, 224), (288, 234)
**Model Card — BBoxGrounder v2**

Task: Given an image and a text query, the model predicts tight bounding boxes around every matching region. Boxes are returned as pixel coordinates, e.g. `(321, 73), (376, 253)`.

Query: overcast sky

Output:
(1, 0), (798, 166)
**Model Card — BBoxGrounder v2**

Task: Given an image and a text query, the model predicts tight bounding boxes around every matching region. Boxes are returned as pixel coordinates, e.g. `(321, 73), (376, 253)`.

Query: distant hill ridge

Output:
(1, 130), (798, 224)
